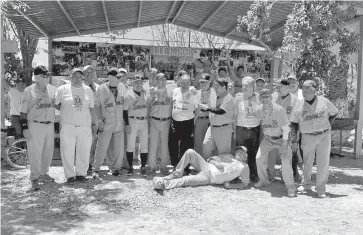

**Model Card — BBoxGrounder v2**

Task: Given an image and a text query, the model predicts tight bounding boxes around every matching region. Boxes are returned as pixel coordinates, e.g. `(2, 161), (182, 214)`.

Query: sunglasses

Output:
(200, 80), (210, 84)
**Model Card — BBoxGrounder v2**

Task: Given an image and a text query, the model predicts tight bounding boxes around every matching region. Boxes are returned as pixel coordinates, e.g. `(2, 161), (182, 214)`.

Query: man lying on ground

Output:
(153, 146), (250, 190)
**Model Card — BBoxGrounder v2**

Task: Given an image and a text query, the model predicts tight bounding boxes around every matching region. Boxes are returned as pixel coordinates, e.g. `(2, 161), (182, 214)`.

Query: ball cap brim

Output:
(235, 146), (247, 153)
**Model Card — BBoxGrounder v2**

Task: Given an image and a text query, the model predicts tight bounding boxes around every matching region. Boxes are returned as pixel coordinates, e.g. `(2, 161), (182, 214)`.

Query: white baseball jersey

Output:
(123, 89), (149, 117)
(149, 89), (173, 118)
(274, 93), (298, 120)
(260, 103), (288, 137)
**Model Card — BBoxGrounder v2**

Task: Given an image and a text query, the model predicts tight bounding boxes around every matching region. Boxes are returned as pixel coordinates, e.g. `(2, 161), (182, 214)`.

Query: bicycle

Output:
(1, 123), (29, 169)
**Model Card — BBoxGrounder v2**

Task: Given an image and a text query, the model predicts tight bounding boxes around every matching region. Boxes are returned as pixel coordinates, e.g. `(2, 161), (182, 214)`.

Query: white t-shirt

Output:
(171, 87), (199, 121)
(55, 84), (94, 127)
(8, 88), (24, 116)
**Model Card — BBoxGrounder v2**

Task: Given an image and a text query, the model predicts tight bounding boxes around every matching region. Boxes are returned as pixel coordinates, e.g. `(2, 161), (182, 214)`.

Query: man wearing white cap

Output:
(254, 88), (296, 197)
(255, 77), (266, 94)
(19, 65), (57, 190)
(118, 68), (130, 89)
(290, 80), (338, 198)
(153, 146), (250, 190)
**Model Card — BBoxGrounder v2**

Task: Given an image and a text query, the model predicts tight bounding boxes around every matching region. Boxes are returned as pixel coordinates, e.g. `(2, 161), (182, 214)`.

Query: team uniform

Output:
(290, 96), (338, 195)
(268, 93), (299, 179)
(55, 83), (94, 179)
(203, 92), (233, 159)
(147, 88), (173, 172)
(93, 82), (126, 174)
(194, 88), (216, 155)
(169, 87), (199, 167)
(19, 84), (57, 181)
(256, 103), (295, 191)
(233, 93), (261, 182)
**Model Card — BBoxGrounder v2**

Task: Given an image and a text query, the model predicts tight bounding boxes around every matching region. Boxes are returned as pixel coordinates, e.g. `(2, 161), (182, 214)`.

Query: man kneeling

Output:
(153, 146), (250, 190)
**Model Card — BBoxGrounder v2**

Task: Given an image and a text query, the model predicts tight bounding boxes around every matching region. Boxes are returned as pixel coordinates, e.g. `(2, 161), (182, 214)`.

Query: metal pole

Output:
(1, 13), (5, 130)
(188, 29), (191, 48)
(48, 37), (53, 84)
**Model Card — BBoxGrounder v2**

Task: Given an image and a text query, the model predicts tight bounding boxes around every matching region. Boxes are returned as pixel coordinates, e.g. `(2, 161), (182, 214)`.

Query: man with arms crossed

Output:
(19, 66), (56, 190)
(153, 146), (250, 190)
(254, 88), (296, 197)
(290, 80), (338, 198)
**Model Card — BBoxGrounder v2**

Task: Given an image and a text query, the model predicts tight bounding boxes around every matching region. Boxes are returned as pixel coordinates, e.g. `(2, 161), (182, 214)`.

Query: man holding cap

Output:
(123, 73), (150, 176)
(255, 78), (266, 94)
(202, 77), (233, 159)
(153, 146), (250, 190)
(4, 72), (26, 139)
(20, 65), (57, 190)
(290, 80), (338, 198)
(268, 78), (300, 181)
(92, 68), (126, 178)
(254, 88), (296, 197)
(194, 73), (216, 155)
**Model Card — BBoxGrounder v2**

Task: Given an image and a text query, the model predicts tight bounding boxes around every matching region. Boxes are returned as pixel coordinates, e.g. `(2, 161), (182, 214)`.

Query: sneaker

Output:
(75, 176), (88, 183)
(92, 171), (100, 179)
(153, 177), (165, 190)
(254, 181), (270, 188)
(318, 193), (327, 198)
(159, 168), (169, 176)
(140, 166), (147, 177)
(31, 179), (40, 191)
(287, 188), (296, 197)
(146, 167), (156, 174)
(126, 168), (134, 176)
(112, 170), (121, 177)
(39, 174), (55, 182)
(67, 177), (75, 185)
(297, 185), (312, 193)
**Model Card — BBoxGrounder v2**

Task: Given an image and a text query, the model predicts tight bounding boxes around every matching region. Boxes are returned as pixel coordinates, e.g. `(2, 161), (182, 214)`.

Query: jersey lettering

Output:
(74, 95), (83, 111)
(302, 110), (324, 121)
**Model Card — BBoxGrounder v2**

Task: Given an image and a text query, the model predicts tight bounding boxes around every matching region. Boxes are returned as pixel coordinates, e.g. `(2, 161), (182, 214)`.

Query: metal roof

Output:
(4, 1), (363, 49)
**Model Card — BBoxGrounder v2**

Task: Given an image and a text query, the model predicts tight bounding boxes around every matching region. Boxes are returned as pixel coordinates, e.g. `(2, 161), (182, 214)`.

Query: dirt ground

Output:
(1, 156), (363, 235)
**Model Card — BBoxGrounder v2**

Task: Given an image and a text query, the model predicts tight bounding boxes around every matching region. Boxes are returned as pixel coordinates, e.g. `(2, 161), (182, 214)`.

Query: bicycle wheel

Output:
(5, 138), (29, 169)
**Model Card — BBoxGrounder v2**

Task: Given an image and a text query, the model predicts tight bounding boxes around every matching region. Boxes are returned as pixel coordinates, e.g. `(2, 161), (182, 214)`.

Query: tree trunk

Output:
(17, 28), (39, 86)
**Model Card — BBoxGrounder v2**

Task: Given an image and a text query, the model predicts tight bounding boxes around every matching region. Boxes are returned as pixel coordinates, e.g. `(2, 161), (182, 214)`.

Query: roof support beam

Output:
(9, 2), (50, 38)
(198, 0), (228, 31)
(267, 20), (286, 36)
(101, 0), (111, 33)
(224, 25), (236, 37)
(171, 1), (187, 24)
(137, 0), (143, 27)
(57, 0), (82, 36)
(166, 0), (177, 24)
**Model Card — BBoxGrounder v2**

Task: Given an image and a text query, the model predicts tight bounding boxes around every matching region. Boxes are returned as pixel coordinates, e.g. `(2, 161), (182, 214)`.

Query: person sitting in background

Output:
(153, 146), (250, 190)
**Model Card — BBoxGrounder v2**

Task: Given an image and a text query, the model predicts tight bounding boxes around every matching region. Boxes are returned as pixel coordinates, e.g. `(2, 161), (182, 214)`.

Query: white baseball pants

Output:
(148, 118), (170, 170)
(126, 119), (148, 153)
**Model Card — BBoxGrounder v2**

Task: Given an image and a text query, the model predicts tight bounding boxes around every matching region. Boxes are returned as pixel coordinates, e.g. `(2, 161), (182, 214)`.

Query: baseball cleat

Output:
(92, 171), (100, 179)
(126, 168), (134, 176)
(39, 174), (55, 182)
(31, 179), (40, 191)
(111, 170), (121, 176)
(297, 185), (312, 193)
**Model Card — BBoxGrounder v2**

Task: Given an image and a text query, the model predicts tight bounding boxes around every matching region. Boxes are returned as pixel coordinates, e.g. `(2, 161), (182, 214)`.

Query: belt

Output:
(235, 85), (242, 88)
(130, 116), (147, 120)
(211, 123), (229, 128)
(152, 116), (171, 121)
(238, 126), (259, 130)
(304, 129), (329, 136)
(266, 135), (283, 140)
(198, 116), (209, 119)
(33, 120), (52, 124)
(11, 115), (20, 117)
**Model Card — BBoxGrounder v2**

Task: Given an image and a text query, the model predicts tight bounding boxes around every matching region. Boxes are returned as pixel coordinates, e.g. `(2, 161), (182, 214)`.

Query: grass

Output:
(1, 156), (363, 235)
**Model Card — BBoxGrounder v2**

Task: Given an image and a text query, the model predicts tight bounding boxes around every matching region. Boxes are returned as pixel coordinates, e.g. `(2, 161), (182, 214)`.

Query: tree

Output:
(2, 0), (39, 85)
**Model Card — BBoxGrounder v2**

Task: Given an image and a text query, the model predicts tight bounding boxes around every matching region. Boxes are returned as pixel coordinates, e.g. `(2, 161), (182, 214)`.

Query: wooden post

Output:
(355, 18), (363, 159)
(269, 55), (275, 90)
(48, 37), (53, 84)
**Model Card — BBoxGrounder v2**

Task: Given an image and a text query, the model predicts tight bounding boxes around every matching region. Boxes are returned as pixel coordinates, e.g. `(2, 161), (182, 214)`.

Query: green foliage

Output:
(281, 1), (360, 92)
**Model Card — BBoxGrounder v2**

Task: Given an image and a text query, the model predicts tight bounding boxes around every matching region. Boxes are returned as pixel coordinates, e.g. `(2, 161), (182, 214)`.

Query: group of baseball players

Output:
(12, 61), (338, 198)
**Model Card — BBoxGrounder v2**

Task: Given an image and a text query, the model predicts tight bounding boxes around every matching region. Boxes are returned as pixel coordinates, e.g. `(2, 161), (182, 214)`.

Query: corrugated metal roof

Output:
(4, 0), (363, 49)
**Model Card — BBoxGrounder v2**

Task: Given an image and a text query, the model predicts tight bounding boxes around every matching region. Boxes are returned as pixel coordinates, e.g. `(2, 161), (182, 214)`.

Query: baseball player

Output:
(123, 74), (150, 176)
(254, 88), (296, 197)
(55, 68), (94, 184)
(194, 73), (216, 155)
(169, 74), (199, 171)
(290, 80), (338, 198)
(147, 73), (173, 174)
(153, 146), (250, 190)
(82, 65), (100, 174)
(268, 78), (300, 181)
(92, 68), (126, 178)
(202, 77), (234, 159)
(19, 65), (56, 190)
(233, 76), (261, 183)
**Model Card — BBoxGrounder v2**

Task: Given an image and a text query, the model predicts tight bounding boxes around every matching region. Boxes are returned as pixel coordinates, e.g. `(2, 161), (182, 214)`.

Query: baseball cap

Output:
(302, 80), (317, 88)
(287, 75), (298, 81)
(274, 78), (290, 86)
(70, 68), (84, 76)
(154, 73), (166, 80)
(199, 73), (211, 82)
(256, 77), (265, 83)
(107, 68), (118, 76)
(132, 73), (144, 81)
(235, 146), (247, 153)
(33, 65), (50, 76)
(118, 68), (128, 74)
(259, 88), (272, 97)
